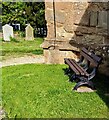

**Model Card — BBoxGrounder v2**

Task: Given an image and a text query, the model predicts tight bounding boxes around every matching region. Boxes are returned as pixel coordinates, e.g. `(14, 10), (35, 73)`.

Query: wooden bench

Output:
(64, 47), (102, 90)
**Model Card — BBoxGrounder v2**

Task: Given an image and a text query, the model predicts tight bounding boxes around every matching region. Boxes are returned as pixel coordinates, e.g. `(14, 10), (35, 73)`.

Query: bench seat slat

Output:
(69, 59), (85, 76)
(64, 58), (80, 75)
(64, 58), (89, 77)
(70, 59), (89, 77)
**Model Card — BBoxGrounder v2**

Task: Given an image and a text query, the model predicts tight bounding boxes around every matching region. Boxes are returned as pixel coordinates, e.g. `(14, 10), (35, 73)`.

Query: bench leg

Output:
(65, 67), (72, 75)
(70, 73), (77, 82)
(73, 80), (94, 90)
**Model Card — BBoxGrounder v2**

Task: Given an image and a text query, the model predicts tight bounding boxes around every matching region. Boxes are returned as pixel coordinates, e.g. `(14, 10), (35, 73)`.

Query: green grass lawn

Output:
(2, 64), (109, 118)
(1, 37), (43, 60)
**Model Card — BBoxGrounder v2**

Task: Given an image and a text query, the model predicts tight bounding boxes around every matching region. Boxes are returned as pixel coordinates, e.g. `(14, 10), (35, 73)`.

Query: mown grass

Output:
(2, 64), (109, 118)
(1, 38), (43, 60)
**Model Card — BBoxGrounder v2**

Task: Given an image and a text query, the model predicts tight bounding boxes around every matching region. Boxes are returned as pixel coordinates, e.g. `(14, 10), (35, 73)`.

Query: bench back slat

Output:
(64, 58), (80, 75)
(80, 47), (102, 67)
(69, 59), (84, 76)
(70, 59), (89, 77)
(81, 50), (98, 67)
(82, 47), (102, 63)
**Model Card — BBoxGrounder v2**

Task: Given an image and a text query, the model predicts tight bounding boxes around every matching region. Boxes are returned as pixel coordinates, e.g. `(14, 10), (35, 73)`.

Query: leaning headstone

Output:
(25, 24), (34, 40)
(3, 24), (14, 41)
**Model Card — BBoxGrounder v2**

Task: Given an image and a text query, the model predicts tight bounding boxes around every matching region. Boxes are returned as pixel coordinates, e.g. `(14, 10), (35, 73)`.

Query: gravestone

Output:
(25, 24), (34, 40)
(3, 24), (14, 41)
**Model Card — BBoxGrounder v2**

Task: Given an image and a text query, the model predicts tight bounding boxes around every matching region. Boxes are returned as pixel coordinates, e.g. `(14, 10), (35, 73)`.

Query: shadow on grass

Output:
(10, 37), (20, 43)
(63, 64), (109, 110)
(94, 66), (109, 110)
(2, 49), (43, 56)
(32, 50), (43, 55)
(63, 68), (79, 83)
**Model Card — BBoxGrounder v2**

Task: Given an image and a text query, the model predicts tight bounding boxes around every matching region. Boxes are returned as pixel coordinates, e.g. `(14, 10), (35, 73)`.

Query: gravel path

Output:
(1, 55), (45, 68)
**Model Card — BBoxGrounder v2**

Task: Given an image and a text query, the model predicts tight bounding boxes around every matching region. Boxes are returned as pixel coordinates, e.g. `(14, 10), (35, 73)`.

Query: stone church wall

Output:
(42, 2), (109, 64)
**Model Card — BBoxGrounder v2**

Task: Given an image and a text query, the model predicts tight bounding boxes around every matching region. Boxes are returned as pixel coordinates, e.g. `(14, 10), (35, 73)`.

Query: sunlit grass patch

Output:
(2, 38), (43, 60)
(2, 64), (109, 118)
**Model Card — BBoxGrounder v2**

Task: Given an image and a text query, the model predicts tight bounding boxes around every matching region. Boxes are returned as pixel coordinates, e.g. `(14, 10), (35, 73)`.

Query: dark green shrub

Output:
(10, 37), (19, 43)
(18, 31), (25, 37)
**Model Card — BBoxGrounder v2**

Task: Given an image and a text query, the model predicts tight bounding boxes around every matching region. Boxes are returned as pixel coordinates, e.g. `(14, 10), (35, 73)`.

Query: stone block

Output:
(45, 2), (53, 9)
(43, 49), (78, 64)
(55, 10), (65, 24)
(44, 49), (60, 64)
(59, 50), (78, 64)
(55, 2), (70, 11)
(107, 10), (109, 33)
(83, 34), (104, 45)
(45, 9), (54, 22)
(56, 22), (63, 27)
(90, 11), (98, 27)
(87, 3), (102, 11)
(95, 2), (109, 10)
(79, 10), (90, 26)
(74, 24), (108, 36)
(73, 2), (89, 10)
(74, 35), (84, 44)
(46, 22), (55, 39)
(73, 25), (94, 34)
(56, 26), (74, 40)
(71, 34), (104, 48)
(63, 9), (74, 33)
(73, 10), (90, 26)
(98, 11), (107, 29)
(56, 27), (65, 39)
(64, 23), (74, 33)
(107, 2), (109, 10)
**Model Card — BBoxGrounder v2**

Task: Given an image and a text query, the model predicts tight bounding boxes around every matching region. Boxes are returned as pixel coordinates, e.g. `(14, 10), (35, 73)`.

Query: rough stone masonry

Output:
(42, 2), (109, 64)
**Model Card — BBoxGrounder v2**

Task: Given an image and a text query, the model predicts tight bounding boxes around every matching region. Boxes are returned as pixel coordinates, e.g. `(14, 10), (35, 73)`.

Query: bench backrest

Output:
(80, 47), (102, 67)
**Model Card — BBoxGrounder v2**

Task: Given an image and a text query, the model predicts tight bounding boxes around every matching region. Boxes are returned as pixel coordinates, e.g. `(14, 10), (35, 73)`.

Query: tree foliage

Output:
(25, 2), (46, 28)
(2, 2), (46, 30)
(2, 2), (26, 28)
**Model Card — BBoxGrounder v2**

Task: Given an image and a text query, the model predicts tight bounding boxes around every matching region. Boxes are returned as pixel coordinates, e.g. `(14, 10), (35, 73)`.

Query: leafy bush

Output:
(10, 36), (19, 43)
(18, 31), (25, 37)
(0, 38), (4, 41)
